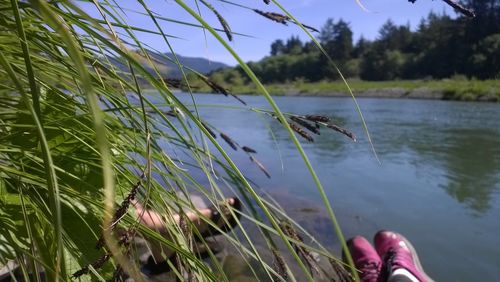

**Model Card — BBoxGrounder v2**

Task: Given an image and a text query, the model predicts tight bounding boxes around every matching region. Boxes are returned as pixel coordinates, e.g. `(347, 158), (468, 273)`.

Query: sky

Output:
(83, 0), (456, 65)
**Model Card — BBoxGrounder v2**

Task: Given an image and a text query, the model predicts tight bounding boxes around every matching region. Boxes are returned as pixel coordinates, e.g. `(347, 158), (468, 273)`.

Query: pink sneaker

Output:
(374, 230), (433, 282)
(344, 236), (383, 282)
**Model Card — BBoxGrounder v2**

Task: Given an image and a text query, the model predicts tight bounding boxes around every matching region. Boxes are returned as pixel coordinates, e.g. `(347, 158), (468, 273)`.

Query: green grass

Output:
(191, 78), (500, 101)
(0, 1), (360, 281)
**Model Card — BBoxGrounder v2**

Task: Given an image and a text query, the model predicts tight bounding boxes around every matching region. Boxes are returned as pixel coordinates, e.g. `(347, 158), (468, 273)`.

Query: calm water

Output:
(155, 93), (500, 281)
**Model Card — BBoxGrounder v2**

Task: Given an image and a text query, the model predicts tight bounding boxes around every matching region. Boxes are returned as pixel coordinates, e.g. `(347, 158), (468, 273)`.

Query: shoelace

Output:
(385, 248), (398, 272)
(385, 247), (412, 273)
(385, 247), (425, 282)
(359, 261), (381, 281)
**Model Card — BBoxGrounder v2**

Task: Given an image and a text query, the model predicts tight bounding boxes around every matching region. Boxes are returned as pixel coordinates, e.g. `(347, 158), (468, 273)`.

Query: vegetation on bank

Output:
(185, 77), (500, 101)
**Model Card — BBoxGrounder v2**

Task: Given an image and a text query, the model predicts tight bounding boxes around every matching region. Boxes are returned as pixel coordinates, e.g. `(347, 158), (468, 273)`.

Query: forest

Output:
(208, 0), (500, 85)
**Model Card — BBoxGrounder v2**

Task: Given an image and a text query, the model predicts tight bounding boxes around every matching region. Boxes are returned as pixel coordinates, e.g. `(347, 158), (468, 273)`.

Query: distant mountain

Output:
(107, 51), (229, 80)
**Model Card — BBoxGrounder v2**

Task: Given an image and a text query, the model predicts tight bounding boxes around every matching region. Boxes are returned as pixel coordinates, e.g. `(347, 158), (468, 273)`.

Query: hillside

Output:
(108, 51), (228, 80)
(148, 52), (228, 78)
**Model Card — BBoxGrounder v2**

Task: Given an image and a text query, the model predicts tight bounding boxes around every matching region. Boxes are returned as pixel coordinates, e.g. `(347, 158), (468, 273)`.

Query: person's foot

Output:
(343, 236), (382, 282)
(200, 197), (241, 237)
(374, 230), (433, 282)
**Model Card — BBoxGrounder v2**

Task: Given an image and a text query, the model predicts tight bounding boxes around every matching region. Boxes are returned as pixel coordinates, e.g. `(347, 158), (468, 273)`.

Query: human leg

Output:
(132, 197), (241, 235)
(132, 197), (241, 275)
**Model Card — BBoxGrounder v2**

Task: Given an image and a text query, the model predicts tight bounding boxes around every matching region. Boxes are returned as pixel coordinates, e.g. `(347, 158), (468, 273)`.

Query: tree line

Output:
(209, 0), (500, 85)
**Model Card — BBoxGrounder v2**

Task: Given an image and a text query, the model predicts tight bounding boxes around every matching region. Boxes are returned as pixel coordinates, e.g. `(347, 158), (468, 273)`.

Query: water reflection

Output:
(441, 129), (500, 214)
(406, 127), (500, 214)
(262, 98), (500, 214)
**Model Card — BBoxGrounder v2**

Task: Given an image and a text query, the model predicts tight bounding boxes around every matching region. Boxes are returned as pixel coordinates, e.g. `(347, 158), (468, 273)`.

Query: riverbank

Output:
(190, 79), (500, 102)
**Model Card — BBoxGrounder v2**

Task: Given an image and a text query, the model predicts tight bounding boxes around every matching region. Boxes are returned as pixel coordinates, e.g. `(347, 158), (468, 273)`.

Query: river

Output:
(151, 93), (500, 281)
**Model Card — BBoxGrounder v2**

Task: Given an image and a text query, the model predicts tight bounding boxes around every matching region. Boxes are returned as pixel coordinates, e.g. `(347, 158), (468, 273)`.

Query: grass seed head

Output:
(72, 254), (111, 278)
(280, 221), (320, 276)
(96, 174), (144, 249)
(329, 258), (354, 282)
(253, 9), (289, 25)
(163, 78), (183, 88)
(201, 121), (217, 139)
(249, 156), (271, 178)
(272, 249), (288, 281)
(220, 132), (238, 150)
(289, 121), (314, 142)
(242, 146), (257, 153)
(326, 123), (357, 142)
(213, 10), (233, 41)
(304, 115), (330, 122)
(290, 116), (320, 135)
(199, 75), (229, 95)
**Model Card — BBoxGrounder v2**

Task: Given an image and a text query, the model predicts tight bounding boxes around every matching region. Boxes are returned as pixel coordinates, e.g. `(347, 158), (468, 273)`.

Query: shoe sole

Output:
(400, 235), (435, 282)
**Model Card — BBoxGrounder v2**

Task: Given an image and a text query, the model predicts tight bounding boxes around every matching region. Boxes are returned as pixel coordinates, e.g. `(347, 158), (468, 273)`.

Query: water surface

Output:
(158, 93), (500, 281)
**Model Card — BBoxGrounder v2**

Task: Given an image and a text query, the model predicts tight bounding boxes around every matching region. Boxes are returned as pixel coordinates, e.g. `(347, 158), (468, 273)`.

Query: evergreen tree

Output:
(270, 39), (286, 56)
(285, 36), (303, 55)
(352, 36), (372, 58)
(319, 19), (353, 62)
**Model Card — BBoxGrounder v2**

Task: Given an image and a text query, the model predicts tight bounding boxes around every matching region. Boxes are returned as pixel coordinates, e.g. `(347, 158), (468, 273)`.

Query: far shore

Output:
(178, 79), (500, 102)
(257, 88), (496, 102)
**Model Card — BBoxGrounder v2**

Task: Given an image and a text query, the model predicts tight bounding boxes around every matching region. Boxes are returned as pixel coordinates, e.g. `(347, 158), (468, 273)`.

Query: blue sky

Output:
(85, 0), (455, 65)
